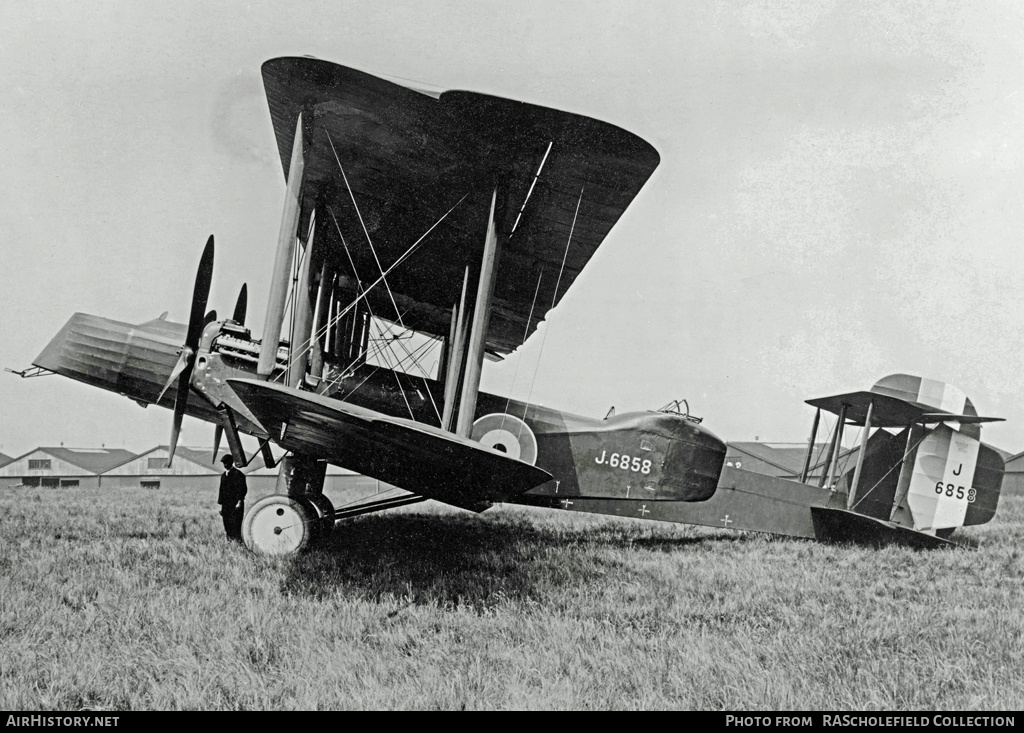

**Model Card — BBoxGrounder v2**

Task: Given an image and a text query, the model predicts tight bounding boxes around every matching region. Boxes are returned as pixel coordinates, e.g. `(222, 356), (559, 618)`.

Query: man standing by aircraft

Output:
(217, 454), (247, 541)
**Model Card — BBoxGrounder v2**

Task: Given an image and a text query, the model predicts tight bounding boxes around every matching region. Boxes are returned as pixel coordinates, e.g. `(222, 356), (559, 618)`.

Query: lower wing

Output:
(228, 379), (552, 510)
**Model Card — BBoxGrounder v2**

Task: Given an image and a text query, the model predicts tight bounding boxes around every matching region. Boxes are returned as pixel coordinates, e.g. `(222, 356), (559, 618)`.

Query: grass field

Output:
(1, 484), (1022, 710)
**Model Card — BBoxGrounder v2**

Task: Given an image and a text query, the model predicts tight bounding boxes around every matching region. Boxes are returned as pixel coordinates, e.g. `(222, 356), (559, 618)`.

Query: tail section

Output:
(890, 424), (1003, 533)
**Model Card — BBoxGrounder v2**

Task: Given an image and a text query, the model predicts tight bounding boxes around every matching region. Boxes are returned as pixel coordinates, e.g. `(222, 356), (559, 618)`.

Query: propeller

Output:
(157, 235), (215, 467)
(232, 283), (247, 325)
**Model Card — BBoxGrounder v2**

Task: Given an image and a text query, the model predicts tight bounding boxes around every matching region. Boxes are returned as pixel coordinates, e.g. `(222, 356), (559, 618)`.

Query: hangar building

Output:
(0, 447), (136, 489)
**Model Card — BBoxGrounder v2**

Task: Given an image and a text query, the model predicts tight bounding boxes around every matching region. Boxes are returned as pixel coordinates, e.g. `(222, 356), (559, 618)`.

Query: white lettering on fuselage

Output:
(594, 450), (651, 474)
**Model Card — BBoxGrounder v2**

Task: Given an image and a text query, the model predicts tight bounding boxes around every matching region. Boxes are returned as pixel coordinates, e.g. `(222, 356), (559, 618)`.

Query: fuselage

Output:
(33, 313), (729, 504)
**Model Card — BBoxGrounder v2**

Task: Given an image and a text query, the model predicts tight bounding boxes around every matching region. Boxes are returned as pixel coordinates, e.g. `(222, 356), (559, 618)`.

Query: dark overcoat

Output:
(218, 467), (247, 508)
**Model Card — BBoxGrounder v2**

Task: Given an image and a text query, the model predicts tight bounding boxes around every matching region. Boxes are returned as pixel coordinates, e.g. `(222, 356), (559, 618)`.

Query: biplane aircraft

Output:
(15, 57), (1005, 553)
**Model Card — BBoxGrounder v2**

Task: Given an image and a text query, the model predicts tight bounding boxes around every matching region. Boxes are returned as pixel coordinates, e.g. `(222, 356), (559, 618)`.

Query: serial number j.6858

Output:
(595, 450), (651, 474)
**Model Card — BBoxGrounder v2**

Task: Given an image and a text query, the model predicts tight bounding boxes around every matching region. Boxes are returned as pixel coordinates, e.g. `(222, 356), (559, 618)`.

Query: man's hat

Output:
(220, 454), (234, 466)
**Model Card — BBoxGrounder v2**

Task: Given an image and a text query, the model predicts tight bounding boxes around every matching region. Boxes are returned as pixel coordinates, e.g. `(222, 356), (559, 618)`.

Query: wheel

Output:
(242, 495), (316, 556)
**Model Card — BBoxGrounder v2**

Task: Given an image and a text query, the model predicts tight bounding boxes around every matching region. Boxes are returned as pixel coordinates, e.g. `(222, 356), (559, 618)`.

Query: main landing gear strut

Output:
(242, 455), (334, 555)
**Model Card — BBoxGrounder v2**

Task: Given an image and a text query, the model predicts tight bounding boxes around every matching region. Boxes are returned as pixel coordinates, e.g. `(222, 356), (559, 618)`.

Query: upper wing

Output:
(228, 378), (552, 510)
(262, 57), (661, 355)
(806, 393), (1003, 428)
(918, 413), (1004, 425)
(805, 390), (929, 428)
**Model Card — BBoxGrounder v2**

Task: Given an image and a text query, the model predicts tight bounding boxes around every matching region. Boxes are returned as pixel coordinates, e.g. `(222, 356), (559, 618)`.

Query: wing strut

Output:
(259, 439), (277, 469)
(259, 112), (305, 380)
(309, 259), (333, 380)
(455, 189), (500, 438)
(442, 267), (470, 432)
(890, 423), (925, 522)
(287, 212), (317, 388)
(847, 399), (874, 508)
(216, 406), (249, 466)
(799, 408), (821, 483)
(822, 403), (848, 489)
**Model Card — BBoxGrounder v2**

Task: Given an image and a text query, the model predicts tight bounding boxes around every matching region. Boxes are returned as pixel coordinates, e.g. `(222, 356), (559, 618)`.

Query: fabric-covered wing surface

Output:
(262, 57), (660, 355)
(228, 379), (552, 509)
(806, 392), (1003, 428)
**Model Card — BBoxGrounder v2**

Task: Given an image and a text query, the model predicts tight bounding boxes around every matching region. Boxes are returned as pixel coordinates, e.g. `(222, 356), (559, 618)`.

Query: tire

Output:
(242, 495), (316, 556)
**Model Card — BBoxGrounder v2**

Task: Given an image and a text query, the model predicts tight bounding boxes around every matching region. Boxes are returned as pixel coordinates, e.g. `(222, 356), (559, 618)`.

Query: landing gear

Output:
(241, 494), (333, 556)
(241, 495), (335, 555)
(242, 495), (316, 555)
(241, 455), (335, 556)
(304, 493), (336, 542)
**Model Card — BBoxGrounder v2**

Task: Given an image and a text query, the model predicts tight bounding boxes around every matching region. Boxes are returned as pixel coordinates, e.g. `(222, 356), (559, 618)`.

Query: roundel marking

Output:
(471, 413), (538, 466)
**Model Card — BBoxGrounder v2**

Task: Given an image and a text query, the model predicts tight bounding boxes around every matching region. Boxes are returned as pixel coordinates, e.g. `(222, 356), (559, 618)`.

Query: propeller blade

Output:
(163, 235), (214, 467)
(166, 405), (184, 468)
(186, 252), (252, 469)
(156, 346), (193, 404)
(212, 424), (223, 462)
(232, 284), (248, 325)
(166, 354), (196, 467)
(184, 235), (215, 351)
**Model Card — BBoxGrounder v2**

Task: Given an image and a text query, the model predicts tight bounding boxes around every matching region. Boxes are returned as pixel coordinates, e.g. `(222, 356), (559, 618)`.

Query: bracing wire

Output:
(270, 192), (466, 385)
(850, 428), (929, 512)
(327, 225), (415, 420)
(323, 221), (437, 423)
(519, 187), (584, 430)
(808, 415), (834, 479)
(836, 423), (861, 478)
(367, 316), (416, 420)
(326, 130), (405, 327)
(501, 268), (545, 430)
(510, 141), (553, 236)
(327, 218), (432, 409)
(335, 327), (431, 405)
(387, 326), (443, 423)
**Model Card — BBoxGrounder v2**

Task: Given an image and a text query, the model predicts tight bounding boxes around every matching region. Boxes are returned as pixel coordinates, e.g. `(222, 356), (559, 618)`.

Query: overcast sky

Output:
(1, 1), (1022, 458)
